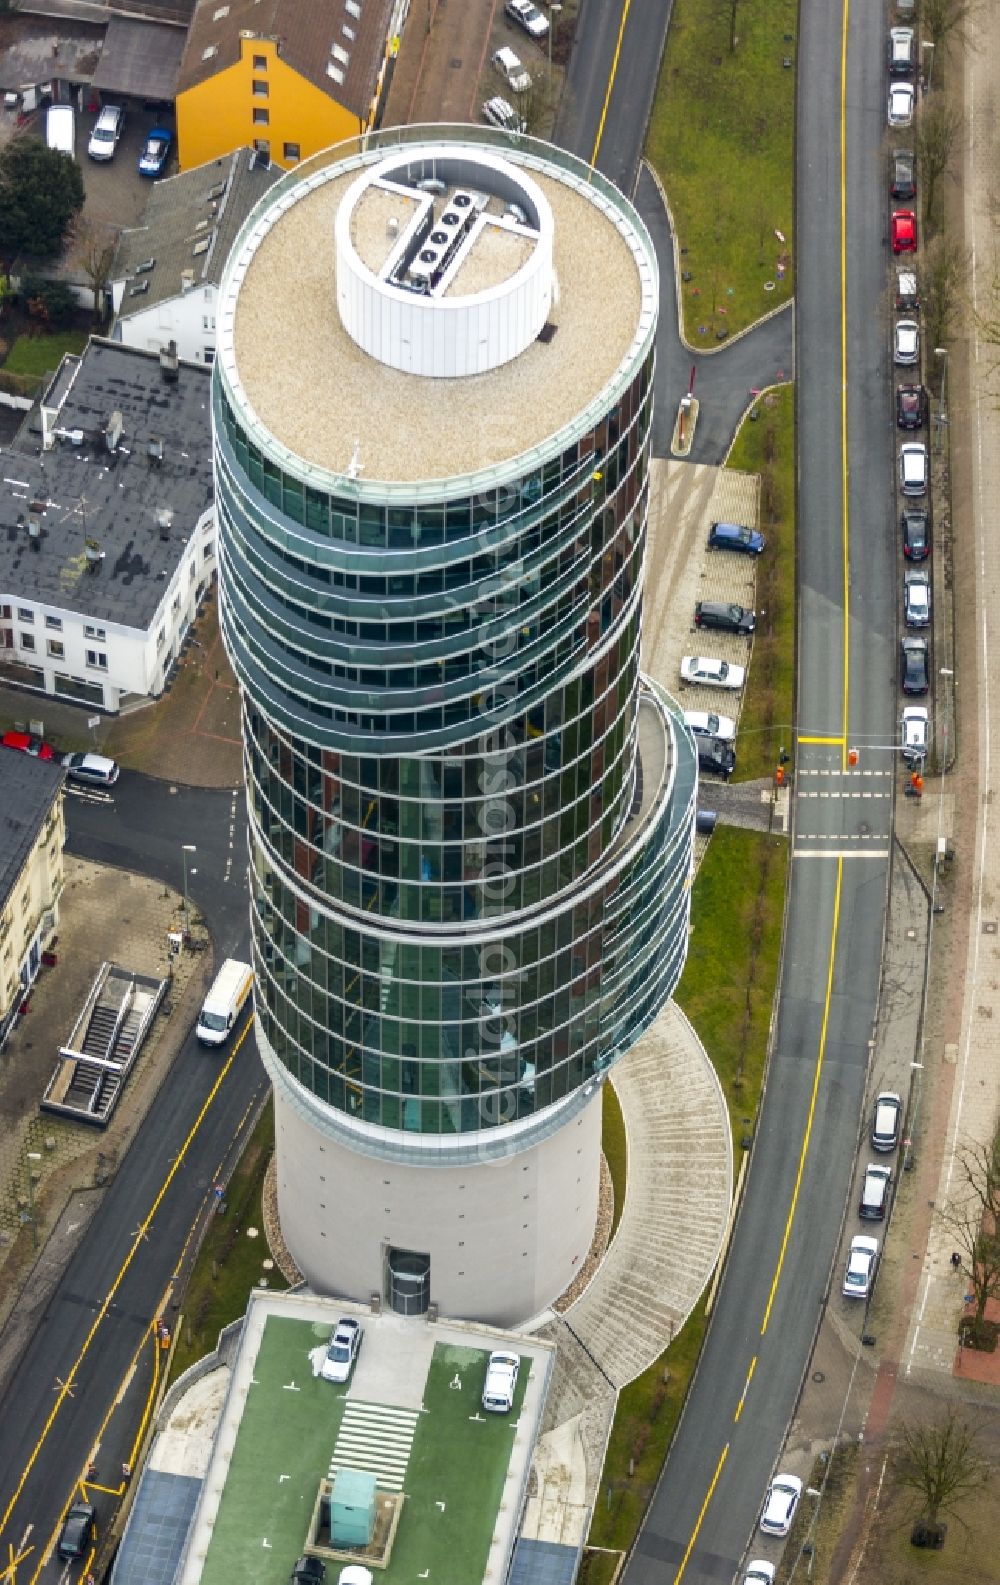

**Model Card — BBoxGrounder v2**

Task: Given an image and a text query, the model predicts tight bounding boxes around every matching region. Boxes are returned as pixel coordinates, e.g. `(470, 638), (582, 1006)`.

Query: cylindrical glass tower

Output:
(214, 128), (696, 1324)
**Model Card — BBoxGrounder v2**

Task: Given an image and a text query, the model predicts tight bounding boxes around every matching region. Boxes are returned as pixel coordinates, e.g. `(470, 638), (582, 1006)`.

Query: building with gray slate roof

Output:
(0, 747), (64, 1050)
(110, 148), (280, 366)
(0, 338), (215, 713)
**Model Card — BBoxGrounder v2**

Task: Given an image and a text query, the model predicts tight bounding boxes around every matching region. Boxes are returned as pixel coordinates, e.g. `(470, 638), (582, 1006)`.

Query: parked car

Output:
(872, 1090), (903, 1152)
(759, 1473), (803, 1537)
(887, 26), (916, 74)
(320, 1317), (362, 1383)
(680, 656), (746, 691)
(890, 148), (916, 200)
(904, 566), (931, 626)
(290, 1561), (326, 1585)
(58, 1502), (95, 1560)
(901, 634), (930, 694)
(482, 1350), (521, 1412)
(896, 383), (926, 429)
(888, 82), (915, 127)
(505, 0), (549, 40)
(894, 319), (920, 366)
(492, 45), (531, 94)
(901, 506), (931, 560)
(707, 520), (765, 555)
(696, 735), (735, 779)
(895, 266), (919, 310)
(683, 710), (737, 743)
(899, 441), (928, 496)
(742, 1565), (775, 1585)
(694, 600), (756, 635)
(891, 209), (917, 253)
(843, 1235), (880, 1299)
(62, 751), (120, 786)
(901, 705), (929, 764)
(88, 103), (124, 160)
(2, 729), (57, 760)
(482, 95), (525, 132)
(138, 127), (172, 176)
(859, 1163), (893, 1221)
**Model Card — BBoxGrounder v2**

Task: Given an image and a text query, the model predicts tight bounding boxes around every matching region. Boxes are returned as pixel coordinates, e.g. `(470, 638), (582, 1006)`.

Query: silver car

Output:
(894, 319), (920, 366)
(888, 82), (915, 127)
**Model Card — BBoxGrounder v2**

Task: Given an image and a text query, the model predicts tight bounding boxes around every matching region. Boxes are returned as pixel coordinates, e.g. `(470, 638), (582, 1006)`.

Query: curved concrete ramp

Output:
(562, 1003), (733, 1388)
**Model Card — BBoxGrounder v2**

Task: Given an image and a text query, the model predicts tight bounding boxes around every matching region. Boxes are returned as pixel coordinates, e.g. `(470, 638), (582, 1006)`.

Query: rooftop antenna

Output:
(346, 439), (364, 480)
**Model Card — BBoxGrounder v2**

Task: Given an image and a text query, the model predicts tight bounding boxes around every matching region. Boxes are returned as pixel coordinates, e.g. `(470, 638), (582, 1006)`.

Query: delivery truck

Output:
(196, 958), (253, 1046)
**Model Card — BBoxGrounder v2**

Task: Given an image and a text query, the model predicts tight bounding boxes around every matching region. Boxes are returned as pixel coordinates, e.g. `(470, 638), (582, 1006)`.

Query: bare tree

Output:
(921, 0), (976, 57)
(920, 234), (968, 361)
(939, 1117), (1000, 1341)
(915, 99), (963, 225)
(891, 1408), (990, 1547)
(70, 216), (118, 323)
(717, 0), (740, 53)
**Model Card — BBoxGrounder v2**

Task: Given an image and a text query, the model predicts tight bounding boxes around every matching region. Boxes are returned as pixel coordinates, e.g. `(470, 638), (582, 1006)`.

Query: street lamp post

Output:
(182, 843), (197, 938)
(26, 1151), (42, 1248)
(922, 39), (935, 92)
(934, 346), (948, 452)
(548, 4), (563, 72)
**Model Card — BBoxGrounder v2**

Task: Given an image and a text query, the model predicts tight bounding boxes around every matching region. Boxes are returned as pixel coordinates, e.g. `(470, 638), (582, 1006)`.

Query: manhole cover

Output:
(812, 1370), (825, 1383)
(857, 820), (871, 837)
(450, 56), (462, 67)
(984, 920), (998, 934)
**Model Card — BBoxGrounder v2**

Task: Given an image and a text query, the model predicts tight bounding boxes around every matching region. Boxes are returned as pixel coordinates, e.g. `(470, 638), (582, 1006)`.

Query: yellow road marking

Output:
(671, 1444), (729, 1585)
(798, 735), (845, 745)
(591, 0), (633, 167)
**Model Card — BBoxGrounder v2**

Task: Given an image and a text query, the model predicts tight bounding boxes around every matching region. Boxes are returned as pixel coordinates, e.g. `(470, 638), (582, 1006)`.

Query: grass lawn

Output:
(603, 1081), (628, 1242)
(170, 1101), (287, 1382)
(3, 329), (88, 377)
(586, 1308), (707, 1553)
(727, 384), (796, 781)
(677, 824), (787, 1144)
(646, 0), (795, 342)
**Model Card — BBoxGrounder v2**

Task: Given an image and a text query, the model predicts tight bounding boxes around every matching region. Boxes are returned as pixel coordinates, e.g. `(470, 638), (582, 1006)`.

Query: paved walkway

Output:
(563, 1004), (732, 1390)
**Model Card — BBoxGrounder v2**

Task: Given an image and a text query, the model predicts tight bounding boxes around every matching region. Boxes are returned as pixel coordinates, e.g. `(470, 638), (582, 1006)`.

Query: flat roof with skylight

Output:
(173, 1292), (553, 1585)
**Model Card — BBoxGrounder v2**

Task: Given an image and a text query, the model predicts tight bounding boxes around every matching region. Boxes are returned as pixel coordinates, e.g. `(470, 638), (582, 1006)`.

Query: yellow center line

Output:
(734, 1355), (757, 1422)
(671, 1444), (729, 1585)
(591, 0), (633, 167)
(798, 735), (845, 746)
(0, 1016), (252, 1545)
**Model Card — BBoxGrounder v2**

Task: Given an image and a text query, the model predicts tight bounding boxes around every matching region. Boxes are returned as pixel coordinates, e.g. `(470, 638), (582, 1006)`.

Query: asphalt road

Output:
(625, 1), (897, 1581)
(0, 775), (263, 1578)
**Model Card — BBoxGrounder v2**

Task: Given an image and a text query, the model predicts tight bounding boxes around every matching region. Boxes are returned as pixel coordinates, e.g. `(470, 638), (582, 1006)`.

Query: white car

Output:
(482, 95), (525, 133)
(680, 656), (746, 692)
(759, 1472), (803, 1536)
(899, 441), (928, 496)
(743, 1564), (776, 1585)
(843, 1234), (879, 1299)
(482, 1350), (520, 1412)
(888, 82), (915, 127)
(894, 319), (920, 366)
(904, 567), (931, 627)
(320, 1317), (362, 1383)
(62, 751), (120, 786)
(88, 103), (124, 160)
(683, 710), (737, 742)
(505, 0), (549, 40)
(492, 45), (531, 94)
(901, 705), (929, 763)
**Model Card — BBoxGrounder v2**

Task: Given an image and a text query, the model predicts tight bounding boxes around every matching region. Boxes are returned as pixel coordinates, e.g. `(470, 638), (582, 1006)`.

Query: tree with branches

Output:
(891, 1408), (990, 1547)
(939, 1116), (1000, 1343)
(919, 234), (968, 365)
(915, 99), (962, 226)
(921, 0), (976, 57)
(70, 216), (119, 323)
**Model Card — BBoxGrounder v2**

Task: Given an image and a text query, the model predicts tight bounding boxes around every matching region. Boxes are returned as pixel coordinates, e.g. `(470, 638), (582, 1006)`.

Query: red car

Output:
(2, 729), (57, 760)
(891, 210), (917, 254)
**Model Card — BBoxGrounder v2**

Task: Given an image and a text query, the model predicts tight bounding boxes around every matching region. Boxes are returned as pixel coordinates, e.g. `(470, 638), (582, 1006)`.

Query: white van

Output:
(46, 104), (75, 160)
(196, 958), (253, 1046)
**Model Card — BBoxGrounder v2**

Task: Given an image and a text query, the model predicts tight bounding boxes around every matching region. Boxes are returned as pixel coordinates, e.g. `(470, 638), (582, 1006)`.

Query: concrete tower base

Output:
(268, 1050), (603, 1328)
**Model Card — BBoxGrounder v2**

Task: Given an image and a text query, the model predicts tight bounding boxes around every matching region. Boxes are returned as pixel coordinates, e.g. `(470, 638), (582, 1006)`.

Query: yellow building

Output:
(0, 747), (65, 1051)
(176, 0), (407, 173)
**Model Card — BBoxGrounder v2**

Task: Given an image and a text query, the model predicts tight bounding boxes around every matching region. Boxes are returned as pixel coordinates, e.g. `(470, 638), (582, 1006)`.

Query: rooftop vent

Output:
(159, 341), (179, 382)
(192, 239), (211, 256)
(386, 215), (399, 240)
(135, 258), (156, 275)
(27, 510), (43, 538)
(331, 42), (350, 64)
(148, 437), (164, 468)
(181, 268), (195, 291)
(208, 181), (226, 200)
(202, 44), (218, 60)
(346, 0), (360, 14)
(105, 409), (123, 453)
(326, 62), (344, 83)
(157, 508), (174, 540)
(129, 281), (150, 298)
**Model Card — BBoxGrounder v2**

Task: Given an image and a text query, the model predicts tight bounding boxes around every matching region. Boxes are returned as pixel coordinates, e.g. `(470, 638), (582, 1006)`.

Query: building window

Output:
(201, 314), (216, 331)
(86, 649), (109, 670)
(283, 142), (301, 162)
(84, 624), (106, 641)
(20, 633), (35, 652)
(44, 615), (62, 631)
(253, 53), (267, 69)
(47, 639), (65, 658)
(189, 562), (197, 582)
(17, 607), (33, 622)
(252, 107), (269, 125)
(253, 139), (270, 158)
(252, 79), (268, 97)
(204, 347), (216, 365)
(172, 595), (181, 613)
(157, 627), (166, 650)
(204, 542), (215, 560)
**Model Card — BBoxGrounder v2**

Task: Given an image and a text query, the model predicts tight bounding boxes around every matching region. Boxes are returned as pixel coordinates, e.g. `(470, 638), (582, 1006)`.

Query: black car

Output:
(290, 1559), (326, 1585)
(58, 1502), (95, 1560)
(901, 507), (930, 560)
(694, 601), (756, 635)
(696, 735), (736, 779)
(900, 635), (930, 695)
(890, 149), (916, 200)
(896, 383), (926, 429)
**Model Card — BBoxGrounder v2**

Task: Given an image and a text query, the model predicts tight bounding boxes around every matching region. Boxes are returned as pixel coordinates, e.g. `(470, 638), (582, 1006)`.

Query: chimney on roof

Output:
(159, 341), (179, 382)
(157, 508), (174, 541)
(180, 269), (195, 293)
(148, 437), (164, 468)
(105, 409), (123, 453)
